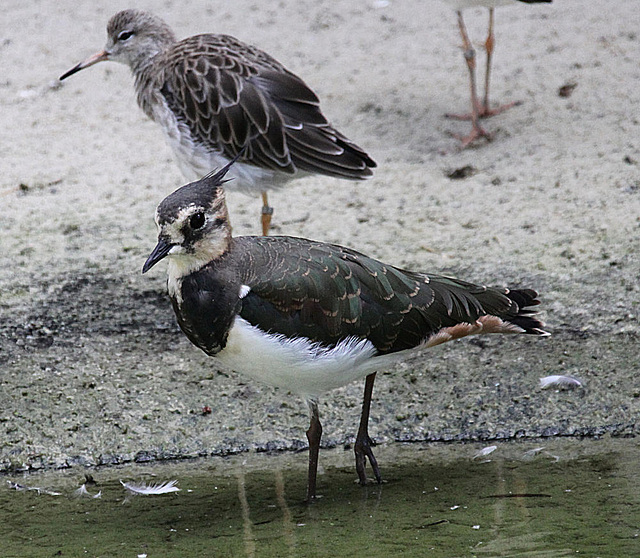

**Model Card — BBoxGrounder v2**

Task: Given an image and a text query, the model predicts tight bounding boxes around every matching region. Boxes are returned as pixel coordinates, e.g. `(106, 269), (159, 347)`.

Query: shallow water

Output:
(1, 439), (638, 557)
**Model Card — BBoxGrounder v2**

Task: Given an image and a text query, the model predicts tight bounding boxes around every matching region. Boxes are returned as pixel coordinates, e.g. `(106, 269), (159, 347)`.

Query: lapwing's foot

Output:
(304, 493), (323, 504)
(355, 434), (382, 485)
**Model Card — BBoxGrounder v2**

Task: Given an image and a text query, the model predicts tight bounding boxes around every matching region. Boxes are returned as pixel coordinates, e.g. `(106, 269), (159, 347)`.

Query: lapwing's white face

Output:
(142, 162), (236, 278)
(156, 205), (230, 276)
(150, 191), (231, 279)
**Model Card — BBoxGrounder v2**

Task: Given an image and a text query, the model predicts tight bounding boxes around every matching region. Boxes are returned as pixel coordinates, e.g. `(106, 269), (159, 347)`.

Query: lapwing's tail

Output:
(504, 288), (549, 336)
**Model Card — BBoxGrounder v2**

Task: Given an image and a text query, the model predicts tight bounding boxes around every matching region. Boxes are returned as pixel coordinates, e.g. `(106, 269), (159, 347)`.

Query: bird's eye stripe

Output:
(117, 30), (134, 41)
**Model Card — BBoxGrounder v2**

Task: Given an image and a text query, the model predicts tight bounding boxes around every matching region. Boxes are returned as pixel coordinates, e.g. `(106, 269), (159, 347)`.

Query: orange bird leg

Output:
(480, 7), (519, 117)
(261, 191), (273, 236)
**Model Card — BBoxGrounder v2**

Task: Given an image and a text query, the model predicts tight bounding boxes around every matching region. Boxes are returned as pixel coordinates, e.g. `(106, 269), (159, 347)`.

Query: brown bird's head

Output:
(60, 9), (176, 80)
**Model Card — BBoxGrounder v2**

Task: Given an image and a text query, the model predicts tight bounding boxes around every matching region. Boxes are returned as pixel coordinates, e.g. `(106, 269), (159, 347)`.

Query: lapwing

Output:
(142, 159), (548, 501)
(441, 0), (552, 146)
(60, 9), (376, 235)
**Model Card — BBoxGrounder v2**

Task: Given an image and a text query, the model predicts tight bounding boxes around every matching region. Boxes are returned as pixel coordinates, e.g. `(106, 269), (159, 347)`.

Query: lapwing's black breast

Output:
(172, 263), (242, 356)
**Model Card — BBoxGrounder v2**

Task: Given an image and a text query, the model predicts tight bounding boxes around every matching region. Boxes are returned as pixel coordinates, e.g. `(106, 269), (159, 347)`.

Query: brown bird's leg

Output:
(306, 399), (323, 502)
(446, 11), (491, 147)
(261, 191), (273, 236)
(481, 8), (519, 117)
(355, 373), (382, 485)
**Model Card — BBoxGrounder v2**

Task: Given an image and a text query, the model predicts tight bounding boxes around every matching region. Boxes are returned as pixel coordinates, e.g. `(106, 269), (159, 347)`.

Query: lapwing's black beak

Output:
(142, 239), (174, 274)
(59, 50), (109, 80)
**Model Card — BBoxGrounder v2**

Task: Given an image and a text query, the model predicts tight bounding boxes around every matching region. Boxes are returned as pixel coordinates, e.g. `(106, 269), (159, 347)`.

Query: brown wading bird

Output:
(441, 0), (552, 146)
(142, 158), (549, 501)
(60, 9), (375, 235)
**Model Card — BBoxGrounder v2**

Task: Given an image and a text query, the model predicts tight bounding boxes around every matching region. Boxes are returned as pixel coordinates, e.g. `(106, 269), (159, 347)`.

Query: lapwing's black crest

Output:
(155, 154), (239, 227)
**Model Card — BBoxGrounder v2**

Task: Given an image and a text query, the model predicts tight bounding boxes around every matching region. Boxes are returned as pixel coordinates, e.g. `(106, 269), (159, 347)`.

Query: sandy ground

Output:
(1, 0), (639, 473)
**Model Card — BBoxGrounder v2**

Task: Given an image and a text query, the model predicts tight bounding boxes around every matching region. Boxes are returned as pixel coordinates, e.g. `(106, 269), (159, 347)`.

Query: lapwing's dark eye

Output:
(190, 212), (206, 230)
(117, 30), (134, 42)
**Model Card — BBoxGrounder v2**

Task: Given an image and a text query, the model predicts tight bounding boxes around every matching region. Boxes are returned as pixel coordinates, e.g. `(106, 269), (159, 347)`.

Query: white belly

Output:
(215, 317), (399, 399)
(151, 103), (290, 194)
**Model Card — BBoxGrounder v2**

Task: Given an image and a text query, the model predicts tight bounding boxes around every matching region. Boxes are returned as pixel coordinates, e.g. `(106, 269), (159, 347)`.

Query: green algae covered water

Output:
(1, 439), (638, 557)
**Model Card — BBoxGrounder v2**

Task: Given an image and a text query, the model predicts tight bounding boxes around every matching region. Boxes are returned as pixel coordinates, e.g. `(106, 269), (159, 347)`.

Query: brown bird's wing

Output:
(157, 34), (375, 178)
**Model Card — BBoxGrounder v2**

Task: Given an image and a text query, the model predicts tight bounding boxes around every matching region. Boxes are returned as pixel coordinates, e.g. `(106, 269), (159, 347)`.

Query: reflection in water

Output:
(475, 531), (575, 557)
(478, 460), (573, 557)
(274, 468), (296, 557)
(236, 467), (256, 558)
(0, 438), (638, 557)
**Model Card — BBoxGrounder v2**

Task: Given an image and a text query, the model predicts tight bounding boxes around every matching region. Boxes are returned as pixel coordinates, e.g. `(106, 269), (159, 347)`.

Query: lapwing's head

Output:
(142, 162), (235, 276)
(60, 10), (176, 80)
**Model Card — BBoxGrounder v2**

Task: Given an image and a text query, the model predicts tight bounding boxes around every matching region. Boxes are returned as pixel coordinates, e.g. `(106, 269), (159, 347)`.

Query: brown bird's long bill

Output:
(59, 50), (109, 80)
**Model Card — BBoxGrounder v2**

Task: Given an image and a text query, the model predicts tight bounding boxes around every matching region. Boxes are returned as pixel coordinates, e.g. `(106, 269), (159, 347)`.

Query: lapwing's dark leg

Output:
(355, 372), (382, 485)
(306, 399), (323, 501)
(481, 8), (518, 117)
(446, 10), (491, 147)
(261, 191), (273, 236)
